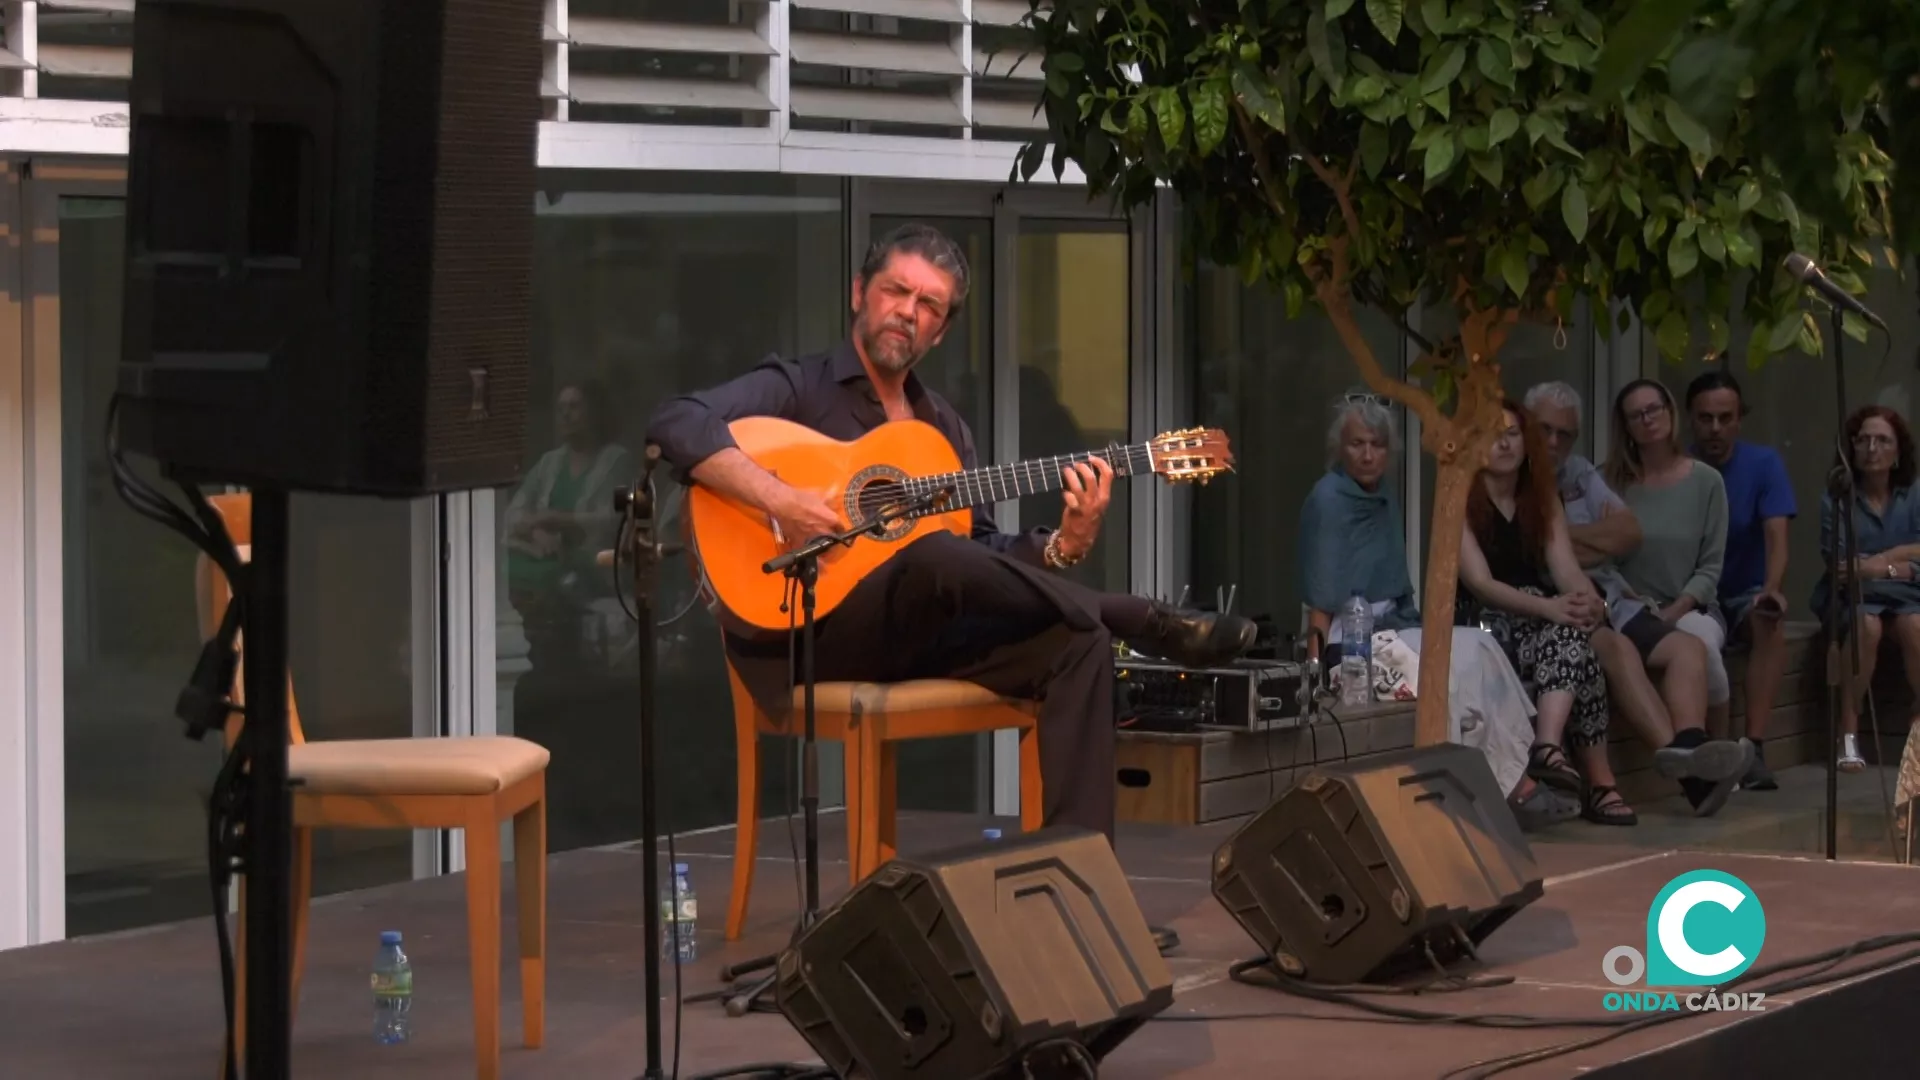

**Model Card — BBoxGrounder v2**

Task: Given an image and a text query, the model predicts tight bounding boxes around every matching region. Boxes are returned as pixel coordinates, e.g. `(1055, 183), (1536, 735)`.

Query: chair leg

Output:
(851, 715), (879, 885)
(513, 785), (548, 1049)
(290, 827), (313, 1027)
(1018, 724), (1044, 835)
(727, 733), (761, 941)
(230, 880), (246, 1079)
(877, 741), (900, 868)
(465, 809), (504, 1080)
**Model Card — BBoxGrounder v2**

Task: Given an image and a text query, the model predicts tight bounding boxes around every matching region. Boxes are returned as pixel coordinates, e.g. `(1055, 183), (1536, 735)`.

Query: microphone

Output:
(1784, 253), (1888, 331)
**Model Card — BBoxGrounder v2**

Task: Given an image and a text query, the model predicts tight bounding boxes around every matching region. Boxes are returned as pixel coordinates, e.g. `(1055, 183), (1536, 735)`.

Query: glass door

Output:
(23, 161), (441, 939)
(856, 182), (1144, 817)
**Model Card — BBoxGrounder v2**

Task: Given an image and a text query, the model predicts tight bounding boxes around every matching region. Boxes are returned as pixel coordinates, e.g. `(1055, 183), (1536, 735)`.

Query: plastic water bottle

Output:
(372, 931), (412, 1045)
(1339, 591), (1374, 707)
(660, 863), (697, 964)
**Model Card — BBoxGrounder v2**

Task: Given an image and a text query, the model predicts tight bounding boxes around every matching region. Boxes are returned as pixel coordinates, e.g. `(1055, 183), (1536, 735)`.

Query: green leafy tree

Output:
(1017, 0), (1891, 745)
(1595, 2), (1920, 253)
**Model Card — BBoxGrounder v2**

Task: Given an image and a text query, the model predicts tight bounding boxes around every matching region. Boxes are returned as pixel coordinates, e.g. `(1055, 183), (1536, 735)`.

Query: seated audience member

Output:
(1454, 400), (1633, 825)
(1688, 371), (1794, 790)
(1811, 405), (1920, 771)
(1604, 380), (1738, 729)
(1524, 382), (1752, 816)
(1299, 393), (1578, 829)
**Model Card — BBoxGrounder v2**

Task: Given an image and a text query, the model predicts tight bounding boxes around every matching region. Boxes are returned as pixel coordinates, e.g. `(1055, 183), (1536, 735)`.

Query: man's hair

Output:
(1522, 381), (1584, 427)
(857, 222), (971, 320)
(1685, 370), (1746, 412)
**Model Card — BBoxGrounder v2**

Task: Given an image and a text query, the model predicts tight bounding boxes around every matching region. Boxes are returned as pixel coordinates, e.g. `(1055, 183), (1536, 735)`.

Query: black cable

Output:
(680, 1065), (834, 1080)
(105, 393), (250, 1076)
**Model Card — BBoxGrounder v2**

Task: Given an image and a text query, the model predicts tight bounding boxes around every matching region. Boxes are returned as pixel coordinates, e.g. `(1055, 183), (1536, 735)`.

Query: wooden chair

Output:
(201, 492), (550, 1080)
(724, 655), (1045, 941)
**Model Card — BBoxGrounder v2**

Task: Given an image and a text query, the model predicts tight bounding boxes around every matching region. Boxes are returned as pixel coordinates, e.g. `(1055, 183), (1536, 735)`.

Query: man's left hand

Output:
(1057, 455), (1115, 559)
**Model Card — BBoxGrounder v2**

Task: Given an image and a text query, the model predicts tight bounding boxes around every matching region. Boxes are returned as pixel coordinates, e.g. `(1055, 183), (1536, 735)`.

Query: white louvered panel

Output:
(570, 72), (774, 113)
(37, 41), (125, 79)
(563, 4), (780, 127)
(790, 84), (962, 126)
(969, 0), (1029, 27)
(789, 30), (962, 77)
(793, 0), (965, 24)
(543, 0), (568, 119)
(972, 45), (1037, 81)
(571, 16), (776, 58)
(0, 46), (27, 70)
(968, 94), (1042, 131)
(37, 0), (131, 12)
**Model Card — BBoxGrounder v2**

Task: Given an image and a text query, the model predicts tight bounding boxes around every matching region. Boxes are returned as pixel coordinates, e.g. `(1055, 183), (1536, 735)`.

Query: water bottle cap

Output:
(673, 862), (690, 874)
(380, 931), (402, 945)
(982, 828), (1002, 840)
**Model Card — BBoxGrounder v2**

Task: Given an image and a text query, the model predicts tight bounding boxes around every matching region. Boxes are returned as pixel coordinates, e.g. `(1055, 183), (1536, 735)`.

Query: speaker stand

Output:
(242, 485), (295, 1079)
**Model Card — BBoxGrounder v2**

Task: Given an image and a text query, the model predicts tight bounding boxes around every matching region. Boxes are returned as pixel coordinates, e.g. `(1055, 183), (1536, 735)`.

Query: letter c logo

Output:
(1657, 880), (1748, 978)
(1645, 870), (1766, 987)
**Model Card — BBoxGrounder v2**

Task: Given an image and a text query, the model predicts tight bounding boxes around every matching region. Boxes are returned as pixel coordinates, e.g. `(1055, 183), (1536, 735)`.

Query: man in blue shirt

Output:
(1687, 371), (1794, 790)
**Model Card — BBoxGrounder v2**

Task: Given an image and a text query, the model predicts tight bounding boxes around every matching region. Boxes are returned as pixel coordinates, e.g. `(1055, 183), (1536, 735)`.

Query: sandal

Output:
(1527, 743), (1583, 793)
(1582, 785), (1638, 827)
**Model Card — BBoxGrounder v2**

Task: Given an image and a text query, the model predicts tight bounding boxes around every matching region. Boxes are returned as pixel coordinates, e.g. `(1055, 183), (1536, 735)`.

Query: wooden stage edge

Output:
(1, 813), (1916, 1079)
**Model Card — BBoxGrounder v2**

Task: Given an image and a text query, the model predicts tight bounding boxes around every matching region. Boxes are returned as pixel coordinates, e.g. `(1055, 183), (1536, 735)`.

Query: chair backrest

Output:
(194, 491), (309, 748)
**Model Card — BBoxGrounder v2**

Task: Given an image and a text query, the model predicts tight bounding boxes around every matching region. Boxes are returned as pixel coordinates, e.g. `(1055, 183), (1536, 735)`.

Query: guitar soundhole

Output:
(845, 465), (919, 543)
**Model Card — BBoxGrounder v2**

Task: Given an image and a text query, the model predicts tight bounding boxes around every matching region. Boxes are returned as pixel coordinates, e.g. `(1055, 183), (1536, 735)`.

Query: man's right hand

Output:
(770, 488), (842, 550)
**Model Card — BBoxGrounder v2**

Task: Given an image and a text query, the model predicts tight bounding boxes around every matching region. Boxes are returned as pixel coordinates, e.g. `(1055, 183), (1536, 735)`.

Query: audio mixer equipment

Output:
(1115, 655), (1304, 733)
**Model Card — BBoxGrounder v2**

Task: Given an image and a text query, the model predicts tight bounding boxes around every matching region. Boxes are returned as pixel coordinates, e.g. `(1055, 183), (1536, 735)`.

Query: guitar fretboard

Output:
(855, 442), (1157, 520)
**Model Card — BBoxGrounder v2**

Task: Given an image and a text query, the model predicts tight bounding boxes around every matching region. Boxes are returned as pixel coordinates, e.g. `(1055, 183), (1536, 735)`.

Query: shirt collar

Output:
(830, 337), (930, 408)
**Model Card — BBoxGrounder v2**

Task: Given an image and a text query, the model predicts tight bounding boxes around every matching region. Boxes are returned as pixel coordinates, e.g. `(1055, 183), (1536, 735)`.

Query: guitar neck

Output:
(906, 443), (1156, 511)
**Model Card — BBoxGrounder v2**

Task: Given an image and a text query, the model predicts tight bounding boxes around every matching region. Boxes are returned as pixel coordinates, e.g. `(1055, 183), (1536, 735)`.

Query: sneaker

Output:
(1740, 754), (1778, 791)
(1510, 784), (1581, 831)
(1665, 738), (1754, 819)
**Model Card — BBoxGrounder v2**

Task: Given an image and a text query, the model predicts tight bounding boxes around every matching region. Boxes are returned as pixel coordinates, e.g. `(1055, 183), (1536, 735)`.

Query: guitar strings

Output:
(848, 443), (1159, 520)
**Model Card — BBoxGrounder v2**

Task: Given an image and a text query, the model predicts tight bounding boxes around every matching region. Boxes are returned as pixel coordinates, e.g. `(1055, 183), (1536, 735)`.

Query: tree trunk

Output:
(1415, 459), (1474, 747)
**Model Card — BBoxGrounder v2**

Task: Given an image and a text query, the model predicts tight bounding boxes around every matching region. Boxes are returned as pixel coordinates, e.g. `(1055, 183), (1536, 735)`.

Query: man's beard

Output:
(861, 316), (923, 373)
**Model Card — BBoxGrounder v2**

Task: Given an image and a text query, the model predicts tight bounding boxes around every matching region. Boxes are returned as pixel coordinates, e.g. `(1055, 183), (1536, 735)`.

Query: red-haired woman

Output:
(1813, 405), (1920, 770)
(1458, 402), (1632, 825)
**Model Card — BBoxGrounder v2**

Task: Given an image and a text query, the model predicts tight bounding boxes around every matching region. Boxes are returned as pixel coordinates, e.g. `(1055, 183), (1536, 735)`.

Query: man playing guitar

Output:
(647, 223), (1254, 853)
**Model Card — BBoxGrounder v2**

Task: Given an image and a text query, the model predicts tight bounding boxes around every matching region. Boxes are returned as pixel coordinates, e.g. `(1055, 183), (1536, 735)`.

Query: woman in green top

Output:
(1604, 379), (1734, 732)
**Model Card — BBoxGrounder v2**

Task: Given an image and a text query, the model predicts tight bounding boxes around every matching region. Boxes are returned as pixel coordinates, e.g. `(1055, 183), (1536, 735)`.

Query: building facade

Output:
(25, 0), (1869, 953)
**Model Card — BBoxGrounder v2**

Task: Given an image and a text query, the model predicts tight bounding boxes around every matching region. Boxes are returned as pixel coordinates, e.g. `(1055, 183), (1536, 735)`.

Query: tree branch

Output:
(1230, 102), (1292, 222)
(1303, 152), (1367, 265)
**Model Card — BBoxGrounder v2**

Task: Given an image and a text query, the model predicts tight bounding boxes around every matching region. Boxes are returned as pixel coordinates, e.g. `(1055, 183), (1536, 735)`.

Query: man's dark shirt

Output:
(645, 339), (1052, 569)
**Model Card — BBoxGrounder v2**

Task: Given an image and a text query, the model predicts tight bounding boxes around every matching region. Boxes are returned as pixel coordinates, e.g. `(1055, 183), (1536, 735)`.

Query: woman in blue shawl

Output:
(1299, 393), (1577, 830)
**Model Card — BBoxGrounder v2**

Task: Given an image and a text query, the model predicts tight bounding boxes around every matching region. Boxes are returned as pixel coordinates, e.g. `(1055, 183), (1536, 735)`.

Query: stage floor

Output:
(3, 810), (1918, 1079)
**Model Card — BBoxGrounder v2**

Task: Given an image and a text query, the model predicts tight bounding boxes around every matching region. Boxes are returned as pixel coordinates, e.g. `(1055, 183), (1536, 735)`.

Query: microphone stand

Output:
(1823, 305), (1861, 862)
(691, 485), (954, 1017)
(613, 447), (678, 1080)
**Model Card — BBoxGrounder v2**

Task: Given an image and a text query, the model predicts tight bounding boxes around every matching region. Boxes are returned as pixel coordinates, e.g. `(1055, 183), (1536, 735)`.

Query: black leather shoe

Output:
(1150, 926), (1179, 954)
(1130, 602), (1257, 668)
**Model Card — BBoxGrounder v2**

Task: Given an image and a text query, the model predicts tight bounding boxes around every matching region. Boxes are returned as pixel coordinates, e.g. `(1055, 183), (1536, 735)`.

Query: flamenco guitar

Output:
(686, 417), (1234, 631)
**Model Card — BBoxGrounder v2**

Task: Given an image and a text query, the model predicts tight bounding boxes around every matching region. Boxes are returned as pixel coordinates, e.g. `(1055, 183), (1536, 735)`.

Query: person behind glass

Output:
(644, 222), (1256, 855)
(1811, 405), (1920, 772)
(1604, 379), (1736, 733)
(1524, 381), (1752, 817)
(1458, 401), (1634, 825)
(1300, 393), (1579, 829)
(505, 380), (637, 667)
(1688, 371), (1794, 790)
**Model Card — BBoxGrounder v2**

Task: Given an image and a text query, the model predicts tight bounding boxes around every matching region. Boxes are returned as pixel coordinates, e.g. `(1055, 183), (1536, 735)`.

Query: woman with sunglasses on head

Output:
(1811, 405), (1920, 771)
(1300, 392), (1579, 830)
(1603, 379), (1738, 739)
(1457, 401), (1631, 825)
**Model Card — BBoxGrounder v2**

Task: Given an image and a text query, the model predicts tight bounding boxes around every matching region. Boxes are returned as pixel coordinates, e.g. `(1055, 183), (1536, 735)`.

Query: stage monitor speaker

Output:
(775, 826), (1173, 1080)
(116, 0), (542, 496)
(1212, 743), (1543, 985)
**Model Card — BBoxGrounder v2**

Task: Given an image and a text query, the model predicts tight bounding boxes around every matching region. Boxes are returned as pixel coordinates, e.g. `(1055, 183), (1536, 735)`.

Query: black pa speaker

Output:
(116, 0), (542, 496)
(775, 827), (1173, 1079)
(1212, 743), (1543, 985)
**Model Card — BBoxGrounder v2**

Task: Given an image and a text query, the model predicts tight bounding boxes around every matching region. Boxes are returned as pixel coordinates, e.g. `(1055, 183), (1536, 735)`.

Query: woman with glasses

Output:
(1811, 405), (1920, 770)
(1300, 392), (1579, 830)
(1603, 379), (1735, 735)
(1457, 401), (1632, 825)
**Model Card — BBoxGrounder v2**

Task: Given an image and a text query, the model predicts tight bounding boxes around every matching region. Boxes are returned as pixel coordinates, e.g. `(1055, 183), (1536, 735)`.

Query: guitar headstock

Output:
(1148, 428), (1234, 485)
